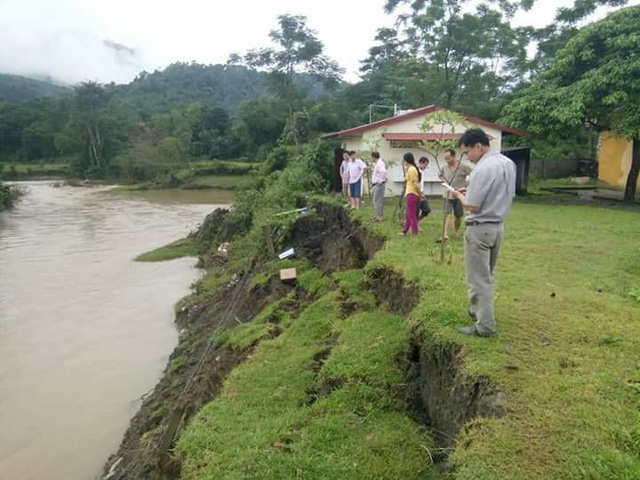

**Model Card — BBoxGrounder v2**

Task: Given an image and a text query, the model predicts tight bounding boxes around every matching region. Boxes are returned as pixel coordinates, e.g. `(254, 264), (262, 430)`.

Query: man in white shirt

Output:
(418, 156), (429, 196)
(370, 151), (386, 221)
(347, 151), (367, 210)
(340, 150), (350, 199)
(416, 157), (431, 226)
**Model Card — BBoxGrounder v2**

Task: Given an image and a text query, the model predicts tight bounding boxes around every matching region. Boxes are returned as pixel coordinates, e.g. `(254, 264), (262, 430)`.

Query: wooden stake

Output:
(263, 225), (276, 258)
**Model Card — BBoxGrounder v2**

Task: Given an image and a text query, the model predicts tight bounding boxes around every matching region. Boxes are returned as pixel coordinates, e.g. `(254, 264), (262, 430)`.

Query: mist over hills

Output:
(0, 74), (70, 102)
(1, 62), (330, 114)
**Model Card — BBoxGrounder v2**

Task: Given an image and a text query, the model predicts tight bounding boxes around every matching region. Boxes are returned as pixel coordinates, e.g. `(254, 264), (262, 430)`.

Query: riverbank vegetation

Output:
(0, 182), (18, 210)
(0, 180), (25, 211)
(0, 161), (70, 180)
(134, 238), (198, 262)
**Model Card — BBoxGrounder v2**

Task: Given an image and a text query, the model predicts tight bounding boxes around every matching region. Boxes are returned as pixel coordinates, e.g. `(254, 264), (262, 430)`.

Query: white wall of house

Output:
(339, 115), (502, 197)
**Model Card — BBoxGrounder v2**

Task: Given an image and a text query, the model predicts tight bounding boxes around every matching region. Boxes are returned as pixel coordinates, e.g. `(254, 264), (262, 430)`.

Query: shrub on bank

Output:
(0, 182), (22, 211)
(195, 140), (334, 269)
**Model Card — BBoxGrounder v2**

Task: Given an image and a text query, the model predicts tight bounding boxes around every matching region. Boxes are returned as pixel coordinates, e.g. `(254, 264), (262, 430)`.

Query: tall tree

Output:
(501, 6), (640, 202)
(383, 0), (530, 111)
(244, 14), (343, 144)
(74, 82), (112, 171)
(72, 82), (134, 175)
(528, 0), (629, 72)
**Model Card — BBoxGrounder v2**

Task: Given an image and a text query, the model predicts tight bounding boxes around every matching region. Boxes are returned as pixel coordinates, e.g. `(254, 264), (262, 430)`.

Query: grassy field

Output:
(189, 174), (250, 189)
(175, 194), (640, 479)
(0, 162), (69, 178)
(352, 195), (640, 479)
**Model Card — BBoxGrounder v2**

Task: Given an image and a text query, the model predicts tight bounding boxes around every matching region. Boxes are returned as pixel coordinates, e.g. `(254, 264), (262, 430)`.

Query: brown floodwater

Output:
(0, 182), (233, 480)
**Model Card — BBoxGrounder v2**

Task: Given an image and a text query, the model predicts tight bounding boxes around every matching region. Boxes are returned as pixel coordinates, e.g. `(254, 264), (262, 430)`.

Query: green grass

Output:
(175, 269), (232, 313)
(175, 192), (640, 479)
(190, 159), (258, 169)
(527, 176), (597, 195)
(212, 294), (297, 350)
(332, 269), (377, 311)
(134, 237), (197, 262)
(0, 161), (69, 178)
(189, 174), (250, 189)
(178, 293), (440, 479)
(348, 194), (640, 479)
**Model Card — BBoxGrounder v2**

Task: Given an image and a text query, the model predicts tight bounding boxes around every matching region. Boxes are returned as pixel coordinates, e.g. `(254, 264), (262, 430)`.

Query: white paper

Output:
(441, 182), (456, 193)
(278, 248), (295, 259)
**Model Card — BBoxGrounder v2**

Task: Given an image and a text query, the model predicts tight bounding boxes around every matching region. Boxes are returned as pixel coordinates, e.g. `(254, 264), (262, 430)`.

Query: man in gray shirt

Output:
(450, 128), (516, 337)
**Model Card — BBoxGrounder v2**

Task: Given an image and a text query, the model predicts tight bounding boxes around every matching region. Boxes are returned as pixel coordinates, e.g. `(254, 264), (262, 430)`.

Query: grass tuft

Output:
(135, 237), (197, 262)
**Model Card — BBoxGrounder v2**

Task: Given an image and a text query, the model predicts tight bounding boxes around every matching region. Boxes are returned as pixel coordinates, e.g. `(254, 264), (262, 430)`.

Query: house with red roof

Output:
(324, 105), (526, 196)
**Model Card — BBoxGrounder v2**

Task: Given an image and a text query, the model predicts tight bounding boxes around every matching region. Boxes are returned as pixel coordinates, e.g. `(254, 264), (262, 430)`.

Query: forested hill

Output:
(117, 63), (267, 114)
(116, 62), (329, 115)
(0, 74), (69, 102)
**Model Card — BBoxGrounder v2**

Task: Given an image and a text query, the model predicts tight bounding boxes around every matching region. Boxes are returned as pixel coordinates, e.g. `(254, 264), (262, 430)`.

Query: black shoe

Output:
(456, 325), (496, 338)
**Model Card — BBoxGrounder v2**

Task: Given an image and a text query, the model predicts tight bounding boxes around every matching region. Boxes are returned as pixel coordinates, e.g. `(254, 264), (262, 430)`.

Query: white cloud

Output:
(0, 0), (636, 86)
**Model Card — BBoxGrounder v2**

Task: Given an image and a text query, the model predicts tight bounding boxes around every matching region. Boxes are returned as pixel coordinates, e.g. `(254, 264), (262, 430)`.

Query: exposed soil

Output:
(365, 266), (421, 315)
(364, 265), (506, 467)
(285, 203), (384, 273)
(400, 340), (506, 463)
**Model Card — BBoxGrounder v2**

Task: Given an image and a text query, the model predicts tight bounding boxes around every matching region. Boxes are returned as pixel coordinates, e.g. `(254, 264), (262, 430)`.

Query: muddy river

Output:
(0, 182), (234, 480)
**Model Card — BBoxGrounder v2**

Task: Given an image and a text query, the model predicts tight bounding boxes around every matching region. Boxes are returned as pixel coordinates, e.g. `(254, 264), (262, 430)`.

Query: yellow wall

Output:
(598, 131), (637, 189)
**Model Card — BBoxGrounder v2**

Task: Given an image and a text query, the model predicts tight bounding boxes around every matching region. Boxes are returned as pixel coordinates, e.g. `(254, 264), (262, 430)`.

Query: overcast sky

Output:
(0, 0), (634, 85)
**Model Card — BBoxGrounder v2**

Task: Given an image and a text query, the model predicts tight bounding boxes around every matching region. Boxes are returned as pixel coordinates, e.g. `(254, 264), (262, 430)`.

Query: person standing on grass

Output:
(418, 156), (430, 197)
(399, 152), (421, 236)
(370, 151), (386, 222)
(347, 151), (367, 210)
(438, 148), (473, 242)
(450, 128), (516, 337)
(417, 157), (431, 223)
(340, 150), (350, 200)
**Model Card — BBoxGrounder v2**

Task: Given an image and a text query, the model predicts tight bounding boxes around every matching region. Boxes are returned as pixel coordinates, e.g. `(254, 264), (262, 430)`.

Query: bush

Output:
(0, 182), (23, 211)
(192, 162), (254, 176)
(264, 145), (298, 174)
(193, 139), (334, 272)
(153, 168), (195, 187)
(225, 141), (331, 238)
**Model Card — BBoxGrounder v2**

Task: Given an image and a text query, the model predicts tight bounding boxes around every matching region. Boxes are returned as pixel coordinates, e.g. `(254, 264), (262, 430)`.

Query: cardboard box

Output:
(279, 268), (297, 282)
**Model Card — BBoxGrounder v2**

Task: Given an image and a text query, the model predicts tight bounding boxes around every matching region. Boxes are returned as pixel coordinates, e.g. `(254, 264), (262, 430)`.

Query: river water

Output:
(0, 182), (234, 480)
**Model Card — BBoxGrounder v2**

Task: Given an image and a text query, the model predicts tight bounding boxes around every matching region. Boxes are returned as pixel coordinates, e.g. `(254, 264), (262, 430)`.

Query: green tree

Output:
(501, 6), (640, 202)
(71, 82), (134, 176)
(73, 82), (112, 172)
(21, 119), (56, 159)
(191, 105), (231, 158)
(383, 0), (530, 111)
(244, 14), (343, 144)
(232, 96), (288, 158)
(528, 0), (629, 72)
